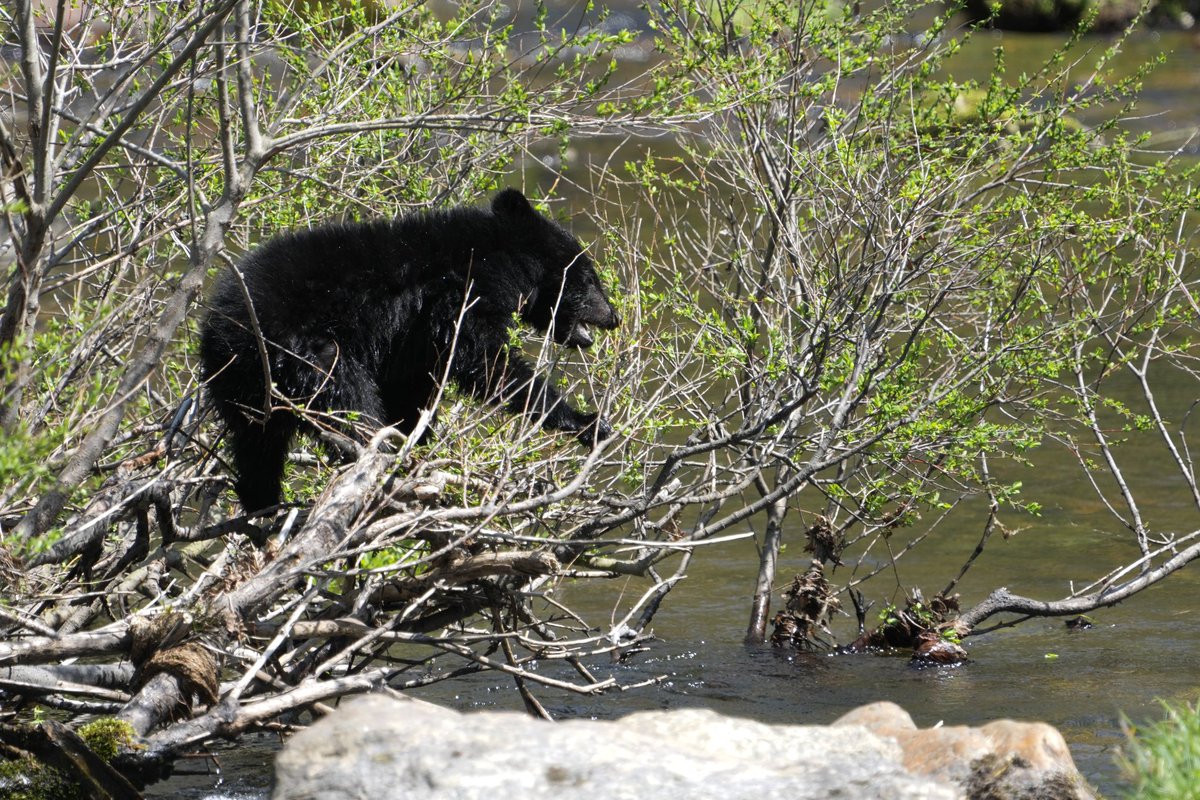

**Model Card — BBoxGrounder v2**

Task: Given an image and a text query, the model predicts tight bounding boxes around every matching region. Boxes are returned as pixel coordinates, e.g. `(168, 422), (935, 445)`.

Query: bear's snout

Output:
(559, 285), (619, 348)
(580, 283), (620, 329)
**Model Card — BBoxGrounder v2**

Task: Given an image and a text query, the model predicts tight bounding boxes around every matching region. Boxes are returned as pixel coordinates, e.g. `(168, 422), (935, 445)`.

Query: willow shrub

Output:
(577, 0), (1200, 643)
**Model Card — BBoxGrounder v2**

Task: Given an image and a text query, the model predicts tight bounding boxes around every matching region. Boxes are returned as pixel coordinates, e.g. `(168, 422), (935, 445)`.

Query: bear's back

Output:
(240, 209), (494, 290)
(212, 207), (514, 339)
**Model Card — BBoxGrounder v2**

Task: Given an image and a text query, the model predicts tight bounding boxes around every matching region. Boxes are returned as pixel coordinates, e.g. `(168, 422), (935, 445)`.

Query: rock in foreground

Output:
(272, 695), (1092, 800)
(836, 701), (1094, 799)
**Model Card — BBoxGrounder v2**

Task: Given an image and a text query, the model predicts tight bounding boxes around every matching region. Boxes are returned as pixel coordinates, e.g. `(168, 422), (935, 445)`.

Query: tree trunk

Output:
(745, 496), (787, 643)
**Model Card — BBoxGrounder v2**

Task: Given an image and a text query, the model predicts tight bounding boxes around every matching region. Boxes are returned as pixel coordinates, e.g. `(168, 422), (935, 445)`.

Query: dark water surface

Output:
(147, 26), (1200, 800)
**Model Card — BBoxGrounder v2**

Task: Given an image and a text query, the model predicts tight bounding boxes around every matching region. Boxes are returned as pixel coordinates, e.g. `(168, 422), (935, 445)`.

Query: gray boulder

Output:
(272, 695), (955, 800)
(272, 695), (1096, 799)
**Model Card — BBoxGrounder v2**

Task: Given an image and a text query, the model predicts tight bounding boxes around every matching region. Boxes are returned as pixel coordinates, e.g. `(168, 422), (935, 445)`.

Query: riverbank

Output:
(966, 0), (1199, 32)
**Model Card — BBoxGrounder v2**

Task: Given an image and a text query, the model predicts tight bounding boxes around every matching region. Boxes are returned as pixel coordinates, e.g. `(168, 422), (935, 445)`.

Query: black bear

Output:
(200, 189), (619, 512)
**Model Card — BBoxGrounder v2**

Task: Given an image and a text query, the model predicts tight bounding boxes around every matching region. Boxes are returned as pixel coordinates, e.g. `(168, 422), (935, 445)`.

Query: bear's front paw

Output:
(575, 413), (614, 449)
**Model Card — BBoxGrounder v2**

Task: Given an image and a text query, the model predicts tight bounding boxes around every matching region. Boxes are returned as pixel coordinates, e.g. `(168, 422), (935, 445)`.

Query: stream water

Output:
(144, 22), (1200, 800)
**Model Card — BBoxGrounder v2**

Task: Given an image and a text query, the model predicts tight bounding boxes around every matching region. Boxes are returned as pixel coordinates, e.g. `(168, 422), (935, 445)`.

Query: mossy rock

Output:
(77, 718), (137, 763)
(0, 756), (83, 800)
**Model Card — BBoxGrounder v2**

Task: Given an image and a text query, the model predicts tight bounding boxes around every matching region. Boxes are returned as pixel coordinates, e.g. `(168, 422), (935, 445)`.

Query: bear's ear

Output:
(492, 188), (535, 220)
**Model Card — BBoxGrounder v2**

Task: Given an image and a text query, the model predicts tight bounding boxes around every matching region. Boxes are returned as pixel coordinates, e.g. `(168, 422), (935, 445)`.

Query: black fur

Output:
(200, 189), (619, 512)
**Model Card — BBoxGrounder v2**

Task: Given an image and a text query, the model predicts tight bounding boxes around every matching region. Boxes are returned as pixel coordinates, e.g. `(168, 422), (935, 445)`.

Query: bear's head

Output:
(493, 188), (620, 348)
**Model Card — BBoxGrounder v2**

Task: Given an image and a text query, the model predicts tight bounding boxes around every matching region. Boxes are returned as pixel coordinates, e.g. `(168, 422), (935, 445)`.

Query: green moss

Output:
(0, 756), (82, 800)
(77, 717), (137, 763)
